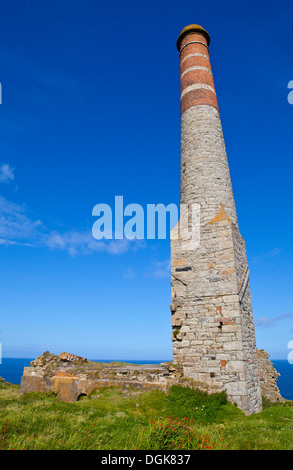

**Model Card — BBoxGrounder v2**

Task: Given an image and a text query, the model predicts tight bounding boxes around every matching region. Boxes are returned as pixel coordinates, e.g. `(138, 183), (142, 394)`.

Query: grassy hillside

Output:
(0, 381), (292, 450)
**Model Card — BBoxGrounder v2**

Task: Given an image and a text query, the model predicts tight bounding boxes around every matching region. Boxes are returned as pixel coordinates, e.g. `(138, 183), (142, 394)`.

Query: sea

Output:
(0, 358), (292, 401)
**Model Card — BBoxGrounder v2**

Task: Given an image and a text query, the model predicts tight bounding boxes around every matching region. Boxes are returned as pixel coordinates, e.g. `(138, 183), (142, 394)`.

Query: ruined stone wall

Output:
(20, 352), (179, 402)
(257, 350), (285, 403)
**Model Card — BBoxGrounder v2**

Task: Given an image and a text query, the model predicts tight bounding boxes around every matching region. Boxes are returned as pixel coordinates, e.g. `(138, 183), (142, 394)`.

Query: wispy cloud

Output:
(0, 195), (141, 256)
(45, 230), (134, 256)
(145, 258), (171, 279)
(255, 313), (293, 329)
(252, 247), (282, 264)
(0, 163), (15, 184)
(0, 196), (43, 245)
(0, 163), (144, 257)
(123, 267), (136, 279)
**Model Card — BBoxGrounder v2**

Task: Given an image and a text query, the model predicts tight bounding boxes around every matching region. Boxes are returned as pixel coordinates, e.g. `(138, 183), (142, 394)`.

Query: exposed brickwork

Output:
(178, 29), (218, 114)
(180, 69), (215, 93)
(180, 55), (211, 74)
(181, 43), (210, 62)
(179, 32), (209, 51)
(177, 25), (210, 49)
(181, 89), (218, 114)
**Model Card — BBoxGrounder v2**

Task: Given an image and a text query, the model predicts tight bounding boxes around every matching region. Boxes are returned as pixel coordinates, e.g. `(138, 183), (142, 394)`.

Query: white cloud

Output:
(0, 195), (142, 256)
(123, 267), (135, 279)
(252, 247), (282, 264)
(0, 196), (43, 245)
(255, 313), (293, 329)
(144, 258), (171, 279)
(0, 163), (15, 184)
(44, 230), (133, 256)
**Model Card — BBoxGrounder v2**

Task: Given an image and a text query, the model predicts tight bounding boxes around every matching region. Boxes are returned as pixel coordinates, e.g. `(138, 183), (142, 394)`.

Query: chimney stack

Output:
(170, 25), (262, 415)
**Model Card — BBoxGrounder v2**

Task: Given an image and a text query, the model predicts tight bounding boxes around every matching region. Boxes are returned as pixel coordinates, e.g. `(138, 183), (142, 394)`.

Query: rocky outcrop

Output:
(257, 349), (285, 403)
(59, 352), (87, 363)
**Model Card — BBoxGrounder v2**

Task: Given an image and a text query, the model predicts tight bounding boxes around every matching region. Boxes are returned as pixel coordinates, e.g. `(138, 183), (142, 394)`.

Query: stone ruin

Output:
(20, 351), (183, 402)
(20, 349), (284, 407)
(257, 350), (285, 403)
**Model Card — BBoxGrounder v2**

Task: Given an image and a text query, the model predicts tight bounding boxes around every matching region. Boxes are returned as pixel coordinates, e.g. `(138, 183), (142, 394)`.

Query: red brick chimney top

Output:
(177, 24), (210, 51)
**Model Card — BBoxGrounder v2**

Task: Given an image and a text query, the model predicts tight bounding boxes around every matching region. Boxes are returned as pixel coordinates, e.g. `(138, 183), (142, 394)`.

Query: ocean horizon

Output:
(1, 357), (292, 401)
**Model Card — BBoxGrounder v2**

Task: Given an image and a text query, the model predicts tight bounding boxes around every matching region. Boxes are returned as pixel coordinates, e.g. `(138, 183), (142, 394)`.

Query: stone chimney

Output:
(177, 24), (238, 227)
(171, 25), (263, 414)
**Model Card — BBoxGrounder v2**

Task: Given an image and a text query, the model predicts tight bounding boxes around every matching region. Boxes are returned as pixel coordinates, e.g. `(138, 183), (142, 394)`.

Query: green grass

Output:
(0, 381), (292, 450)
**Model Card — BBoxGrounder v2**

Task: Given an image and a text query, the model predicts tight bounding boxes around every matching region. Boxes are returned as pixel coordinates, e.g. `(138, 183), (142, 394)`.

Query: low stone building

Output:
(20, 351), (176, 402)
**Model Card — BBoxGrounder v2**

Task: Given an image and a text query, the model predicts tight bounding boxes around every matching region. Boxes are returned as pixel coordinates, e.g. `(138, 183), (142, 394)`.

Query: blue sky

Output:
(0, 0), (292, 361)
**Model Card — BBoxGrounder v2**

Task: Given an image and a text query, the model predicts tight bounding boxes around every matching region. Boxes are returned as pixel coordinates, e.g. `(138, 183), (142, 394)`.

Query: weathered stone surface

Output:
(257, 349), (285, 403)
(20, 352), (178, 401)
(20, 352), (223, 401)
(59, 352), (87, 363)
(30, 350), (61, 368)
